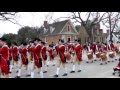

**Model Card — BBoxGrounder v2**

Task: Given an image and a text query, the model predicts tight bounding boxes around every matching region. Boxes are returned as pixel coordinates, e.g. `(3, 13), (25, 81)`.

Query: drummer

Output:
(70, 39), (82, 73)
(108, 40), (116, 62)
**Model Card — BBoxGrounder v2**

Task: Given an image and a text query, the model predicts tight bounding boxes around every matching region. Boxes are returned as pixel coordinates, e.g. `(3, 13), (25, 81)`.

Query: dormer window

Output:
(68, 25), (70, 32)
(44, 28), (48, 34)
(50, 26), (55, 33)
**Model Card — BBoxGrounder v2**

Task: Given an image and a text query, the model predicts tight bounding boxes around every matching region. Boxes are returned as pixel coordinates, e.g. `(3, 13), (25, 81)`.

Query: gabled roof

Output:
(75, 25), (104, 36)
(39, 20), (69, 36)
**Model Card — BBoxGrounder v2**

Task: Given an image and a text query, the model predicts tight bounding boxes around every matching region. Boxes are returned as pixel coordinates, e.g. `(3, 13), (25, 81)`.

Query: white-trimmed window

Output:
(50, 26), (55, 33)
(68, 25), (70, 32)
(44, 28), (48, 34)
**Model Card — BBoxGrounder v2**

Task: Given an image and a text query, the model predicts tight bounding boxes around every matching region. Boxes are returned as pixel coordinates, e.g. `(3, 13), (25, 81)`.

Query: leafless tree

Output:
(102, 12), (120, 41)
(0, 12), (22, 26)
(70, 12), (107, 42)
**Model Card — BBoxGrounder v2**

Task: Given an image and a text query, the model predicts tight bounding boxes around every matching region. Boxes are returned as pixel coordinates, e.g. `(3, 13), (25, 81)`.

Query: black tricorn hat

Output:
(34, 38), (41, 42)
(41, 41), (46, 45)
(74, 39), (78, 42)
(23, 42), (27, 46)
(21, 42), (27, 46)
(29, 40), (34, 43)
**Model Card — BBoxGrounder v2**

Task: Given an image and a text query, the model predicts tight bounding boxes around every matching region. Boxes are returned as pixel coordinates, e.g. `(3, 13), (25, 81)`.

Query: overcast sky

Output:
(0, 12), (106, 37)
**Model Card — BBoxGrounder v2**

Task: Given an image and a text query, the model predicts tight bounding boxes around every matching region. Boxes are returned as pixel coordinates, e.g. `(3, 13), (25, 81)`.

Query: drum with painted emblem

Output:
(109, 51), (115, 58)
(64, 52), (71, 60)
(87, 52), (93, 60)
(96, 51), (101, 58)
(100, 53), (107, 61)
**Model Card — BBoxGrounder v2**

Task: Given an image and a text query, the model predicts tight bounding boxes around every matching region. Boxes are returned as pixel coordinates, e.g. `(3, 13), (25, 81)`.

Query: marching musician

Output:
(41, 41), (48, 73)
(70, 39), (82, 73)
(97, 42), (102, 52)
(15, 42), (29, 78)
(10, 41), (19, 73)
(109, 40), (115, 51)
(48, 45), (55, 66)
(98, 42), (110, 65)
(54, 39), (68, 78)
(0, 38), (10, 78)
(33, 38), (43, 78)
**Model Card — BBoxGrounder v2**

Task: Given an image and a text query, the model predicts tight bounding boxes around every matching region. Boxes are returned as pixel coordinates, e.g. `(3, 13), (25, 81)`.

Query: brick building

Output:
(76, 23), (107, 44)
(39, 20), (79, 45)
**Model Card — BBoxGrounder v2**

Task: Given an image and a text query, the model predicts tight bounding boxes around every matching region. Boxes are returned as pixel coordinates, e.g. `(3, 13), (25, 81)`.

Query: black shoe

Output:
(94, 60), (97, 61)
(15, 76), (20, 78)
(26, 74), (31, 77)
(86, 61), (89, 63)
(16, 71), (18, 73)
(100, 63), (103, 65)
(43, 71), (47, 73)
(52, 64), (55, 66)
(112, 61), (114, 62)
(70, 71), (75, 73)
(54, 74), (58, 78)
(105, 62), (107, 64)
(62, 73), (68, 76)
(108, 61), (110, 63)
(77, 70), (81, 72)
(113, 73), (115, 75)
(91, 61), (93, 63)
(9, 71), (12, 73)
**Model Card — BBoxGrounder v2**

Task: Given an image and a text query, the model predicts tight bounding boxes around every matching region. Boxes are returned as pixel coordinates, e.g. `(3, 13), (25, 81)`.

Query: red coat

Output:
(58, 45), (66, 63)
(0, 45), (9, 75)
(33, 44), (42, 68)
(12, 46), (18, 61)
(110, 43), (115, 51)
(97, 44), (102, 51)
(90, 45), (93, 51)
(41, 46), (47, 60)
(74, 44), (82, 61)
(27, 45), (31, 53)
(34, 44), (41, 59)
(103, 45), (109, 52)
(48, 48), (53, 59)
(67, 44), (72, 51)
(92, 44), (96, 51)
(19, 47), (28, 65)
(30, 46), (35, 59)
(55, 45), (59, 55)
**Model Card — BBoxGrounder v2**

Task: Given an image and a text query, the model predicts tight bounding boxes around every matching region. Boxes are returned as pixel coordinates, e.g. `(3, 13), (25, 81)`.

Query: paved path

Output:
(1, 54), (120, 78)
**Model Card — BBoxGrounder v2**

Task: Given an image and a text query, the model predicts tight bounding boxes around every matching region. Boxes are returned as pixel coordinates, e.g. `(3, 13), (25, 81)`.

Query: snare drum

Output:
(96, 52), (101, 58)
(100, 53), (107, 61)
(87, 52), (93, 60)
(64, 52), (71, 60)
(109, 52), (115, 58)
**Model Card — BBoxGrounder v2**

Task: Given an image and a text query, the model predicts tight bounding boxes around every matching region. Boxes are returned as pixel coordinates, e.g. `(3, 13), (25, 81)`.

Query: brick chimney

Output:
(44, 21), (48, 28)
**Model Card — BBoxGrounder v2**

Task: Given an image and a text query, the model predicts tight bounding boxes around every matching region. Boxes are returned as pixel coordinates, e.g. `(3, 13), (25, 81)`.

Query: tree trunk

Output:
(110, 31), (113, 41)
